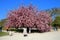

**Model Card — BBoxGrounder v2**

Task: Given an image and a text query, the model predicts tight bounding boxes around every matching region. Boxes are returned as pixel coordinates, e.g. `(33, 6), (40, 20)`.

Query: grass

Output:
(0, 32), (9, 37)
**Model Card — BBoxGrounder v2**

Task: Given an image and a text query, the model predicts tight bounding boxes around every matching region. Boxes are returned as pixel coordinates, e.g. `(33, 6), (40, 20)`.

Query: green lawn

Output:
(0, 32), (9, 36)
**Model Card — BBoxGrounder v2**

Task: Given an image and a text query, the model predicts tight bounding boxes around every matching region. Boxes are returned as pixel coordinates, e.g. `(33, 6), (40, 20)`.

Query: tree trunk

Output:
(29, 28), (31, 33)
(23, 28), (27, 36)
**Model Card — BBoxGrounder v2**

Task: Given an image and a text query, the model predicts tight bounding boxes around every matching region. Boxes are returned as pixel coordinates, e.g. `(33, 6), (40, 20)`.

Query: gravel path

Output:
(0, 31), (60, 40)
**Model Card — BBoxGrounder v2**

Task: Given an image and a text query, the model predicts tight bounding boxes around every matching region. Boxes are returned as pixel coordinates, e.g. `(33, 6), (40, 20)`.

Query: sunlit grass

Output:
(0, 32), (8, 37)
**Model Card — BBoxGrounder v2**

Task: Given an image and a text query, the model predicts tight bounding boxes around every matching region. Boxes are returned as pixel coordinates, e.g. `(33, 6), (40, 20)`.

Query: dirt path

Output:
(0, 31), (60, 40)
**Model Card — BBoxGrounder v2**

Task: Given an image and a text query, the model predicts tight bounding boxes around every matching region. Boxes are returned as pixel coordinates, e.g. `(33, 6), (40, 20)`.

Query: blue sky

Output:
(0, 0), (60, 20)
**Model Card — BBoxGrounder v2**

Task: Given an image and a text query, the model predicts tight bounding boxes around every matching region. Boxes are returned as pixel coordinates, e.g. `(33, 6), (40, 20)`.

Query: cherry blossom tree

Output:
(35, 11), (52, 32)
(5, 5), (36, 28)
(5, 5), (52, 32)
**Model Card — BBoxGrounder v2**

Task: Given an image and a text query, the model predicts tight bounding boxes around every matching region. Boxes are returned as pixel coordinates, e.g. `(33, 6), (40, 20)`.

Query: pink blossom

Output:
(5, 5), (52, 32)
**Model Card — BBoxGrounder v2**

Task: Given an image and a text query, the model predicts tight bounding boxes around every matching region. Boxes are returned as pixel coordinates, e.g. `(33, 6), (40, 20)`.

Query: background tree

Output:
(0, 19), (7, 27)
(46, 8), (60, 16)
(52, 16), (60, 28)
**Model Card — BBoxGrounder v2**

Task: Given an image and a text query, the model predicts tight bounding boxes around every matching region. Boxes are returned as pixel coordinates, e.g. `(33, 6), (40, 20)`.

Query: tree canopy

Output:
(52, 16), (60, 27)
(46, 8), (60, 16)
(0, 19), (7, 27)
(5, 5), (52, 32)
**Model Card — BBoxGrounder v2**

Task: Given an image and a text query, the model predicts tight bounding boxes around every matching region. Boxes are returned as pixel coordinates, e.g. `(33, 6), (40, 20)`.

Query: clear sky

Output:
(0, 0), (60, 20)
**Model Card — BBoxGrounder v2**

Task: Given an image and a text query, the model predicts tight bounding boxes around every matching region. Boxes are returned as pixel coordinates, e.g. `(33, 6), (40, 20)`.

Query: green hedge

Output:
(10, 28), (23, 33)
